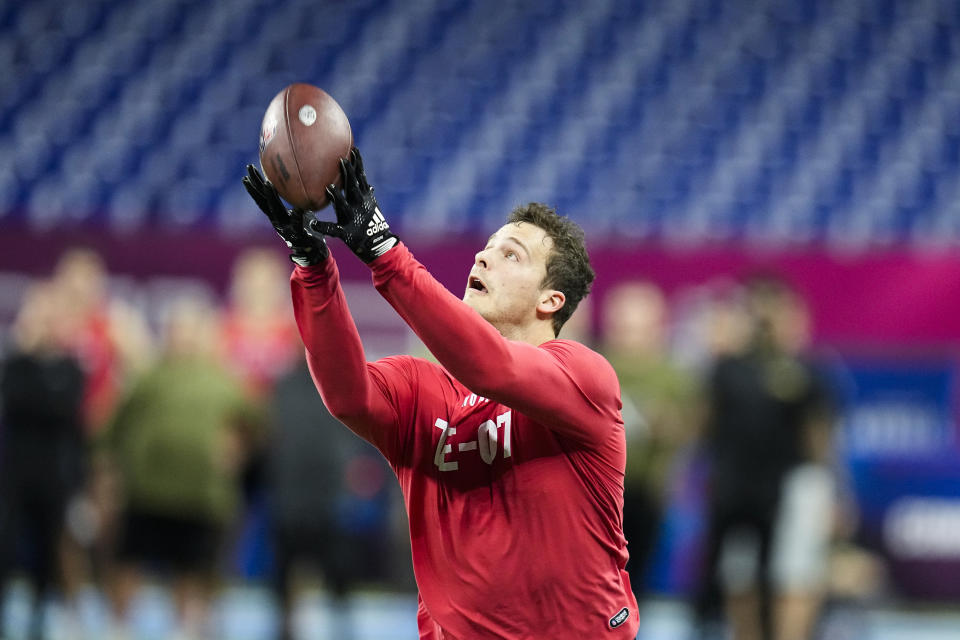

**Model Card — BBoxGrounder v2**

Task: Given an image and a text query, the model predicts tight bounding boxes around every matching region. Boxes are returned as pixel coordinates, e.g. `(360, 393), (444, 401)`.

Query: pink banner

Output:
(415, 240), (960, 345)
(5, 225), (960, 344)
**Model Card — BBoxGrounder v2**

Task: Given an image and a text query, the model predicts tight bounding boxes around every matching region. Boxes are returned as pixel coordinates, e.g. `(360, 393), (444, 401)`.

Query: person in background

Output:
(0, 282), (86, 639)
(267, 358), (392, 640)
(218, 248), (303, 580)
(693, 276), (835, 640)
(52, 248), (152, 435)
(219, 248), (301, 400)
(601, 281), (701, 597)
(51, 248), (154, 607)
(764, 285), (836, 640)
(103, 294), (264, 640)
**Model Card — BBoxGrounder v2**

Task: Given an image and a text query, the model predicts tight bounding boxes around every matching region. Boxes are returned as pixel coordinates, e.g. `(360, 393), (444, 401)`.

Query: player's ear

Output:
(537, 289), (565, 315)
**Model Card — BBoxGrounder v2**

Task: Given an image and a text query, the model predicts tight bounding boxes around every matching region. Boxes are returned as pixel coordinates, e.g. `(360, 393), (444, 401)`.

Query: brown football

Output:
(258, 83), (353, 211)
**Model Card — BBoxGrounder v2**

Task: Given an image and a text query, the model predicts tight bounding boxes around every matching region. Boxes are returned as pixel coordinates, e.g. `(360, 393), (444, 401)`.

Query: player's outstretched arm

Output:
(288, 260), (401, 443)
(373, 247), (620, 445)
(242, 165), (398, 445)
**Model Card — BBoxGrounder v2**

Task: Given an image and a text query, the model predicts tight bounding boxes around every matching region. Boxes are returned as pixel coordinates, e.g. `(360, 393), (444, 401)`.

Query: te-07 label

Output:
(434, 410), (512, 472)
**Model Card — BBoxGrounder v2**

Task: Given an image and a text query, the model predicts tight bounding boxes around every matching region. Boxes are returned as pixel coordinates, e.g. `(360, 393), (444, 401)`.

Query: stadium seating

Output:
(1, 0), (958, 246)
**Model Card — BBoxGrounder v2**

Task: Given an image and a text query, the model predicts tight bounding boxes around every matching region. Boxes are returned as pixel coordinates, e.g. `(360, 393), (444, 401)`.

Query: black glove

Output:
(242, 164), (329, 267)
(313, 147), (398, 263)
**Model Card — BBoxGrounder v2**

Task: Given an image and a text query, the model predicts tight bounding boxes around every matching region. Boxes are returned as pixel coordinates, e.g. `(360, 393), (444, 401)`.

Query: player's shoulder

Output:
(542, 339), (622, 417)
(541, 339), (618, 379)
(541, 338), (609, 361)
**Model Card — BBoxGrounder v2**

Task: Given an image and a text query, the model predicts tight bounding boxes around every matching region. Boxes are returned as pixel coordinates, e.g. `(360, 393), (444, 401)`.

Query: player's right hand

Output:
(242, 164), (329, 267)
(313, 147), (398, 264)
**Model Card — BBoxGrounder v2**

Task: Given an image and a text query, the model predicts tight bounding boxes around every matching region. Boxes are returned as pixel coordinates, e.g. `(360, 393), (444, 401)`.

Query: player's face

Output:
(463, 222), (556, 331)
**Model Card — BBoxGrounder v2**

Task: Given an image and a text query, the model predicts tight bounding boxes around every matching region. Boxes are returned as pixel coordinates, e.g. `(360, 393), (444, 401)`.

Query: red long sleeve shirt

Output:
(291, 243), (638, 639)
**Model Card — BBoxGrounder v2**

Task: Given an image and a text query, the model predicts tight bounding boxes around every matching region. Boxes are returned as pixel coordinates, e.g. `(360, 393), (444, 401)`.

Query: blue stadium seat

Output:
(1, 0), (958, 246)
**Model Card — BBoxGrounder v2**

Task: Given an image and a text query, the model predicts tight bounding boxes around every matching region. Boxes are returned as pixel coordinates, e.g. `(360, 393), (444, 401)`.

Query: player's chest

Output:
(425, 391), (553, 477)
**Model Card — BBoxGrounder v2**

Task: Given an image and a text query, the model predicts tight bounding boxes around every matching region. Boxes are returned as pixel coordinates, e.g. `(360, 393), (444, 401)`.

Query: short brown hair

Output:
(507, 203), (595, 336)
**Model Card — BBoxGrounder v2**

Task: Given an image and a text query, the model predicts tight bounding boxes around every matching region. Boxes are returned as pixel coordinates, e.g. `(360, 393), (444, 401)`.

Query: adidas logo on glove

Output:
(367, 208), (390, 236)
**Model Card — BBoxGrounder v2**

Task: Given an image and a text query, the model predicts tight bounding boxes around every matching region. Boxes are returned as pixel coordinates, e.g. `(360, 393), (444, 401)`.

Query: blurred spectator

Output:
(51, 248), (154, 612)
(601, 281), (701, 596)
(52, 248), (152, 434)
(102, 294), (264, 640)
(0, 282), (86, 639)
(267, 360), (392, 640)
(670, 279), (752, 375)
(218, 248), (302, 578)
(219, 248), (301, 400)
(693, 276), (836, 640)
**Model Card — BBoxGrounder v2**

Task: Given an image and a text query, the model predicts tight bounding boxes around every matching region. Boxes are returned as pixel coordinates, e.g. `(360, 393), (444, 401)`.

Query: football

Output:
(258, 83), (353, 211)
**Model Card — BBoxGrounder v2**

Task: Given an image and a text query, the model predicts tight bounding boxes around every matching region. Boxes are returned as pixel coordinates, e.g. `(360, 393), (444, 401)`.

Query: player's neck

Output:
(494, 321), (557, 346)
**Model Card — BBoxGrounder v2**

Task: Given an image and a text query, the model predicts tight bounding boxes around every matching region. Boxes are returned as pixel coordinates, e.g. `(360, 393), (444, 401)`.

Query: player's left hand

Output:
(313, 147), (398, 263)
(242, 164), (330, 267)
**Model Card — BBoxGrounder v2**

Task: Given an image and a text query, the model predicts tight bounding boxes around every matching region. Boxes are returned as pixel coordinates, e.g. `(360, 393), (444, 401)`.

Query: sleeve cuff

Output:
(293, 253), (338, 287)
(368, 241), (411, 286)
